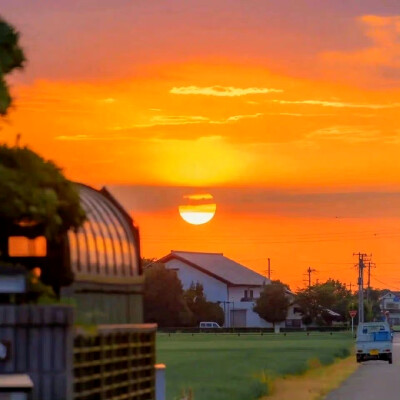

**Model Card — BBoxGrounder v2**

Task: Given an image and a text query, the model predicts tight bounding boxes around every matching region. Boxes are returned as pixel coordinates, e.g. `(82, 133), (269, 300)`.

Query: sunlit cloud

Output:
(183, 193), (214, 200)
(170, 85), (283, 97)
(273, 99), (400, 109)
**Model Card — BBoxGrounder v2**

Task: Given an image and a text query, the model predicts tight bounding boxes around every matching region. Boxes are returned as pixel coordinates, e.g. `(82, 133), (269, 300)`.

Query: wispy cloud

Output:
(55, 134), (132, 141)
(218, 113), (264, 123)
(55, 135), (92, 141)
(170, 85), (283, 97)
(273, 99), (400, 109)
(111, 113), (264, 130)
(140, 115), (210, 127)
(306, 126), (381, 143)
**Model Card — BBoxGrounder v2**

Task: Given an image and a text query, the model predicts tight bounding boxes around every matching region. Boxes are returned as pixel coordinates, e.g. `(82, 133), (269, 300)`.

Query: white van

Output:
(356, 321), (393, 364)
(199, 322), (221, 329)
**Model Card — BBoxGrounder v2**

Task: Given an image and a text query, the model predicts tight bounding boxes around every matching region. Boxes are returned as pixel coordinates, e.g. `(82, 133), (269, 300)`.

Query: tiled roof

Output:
(160, 250), (269, 286)
(380, 290), (400, 300)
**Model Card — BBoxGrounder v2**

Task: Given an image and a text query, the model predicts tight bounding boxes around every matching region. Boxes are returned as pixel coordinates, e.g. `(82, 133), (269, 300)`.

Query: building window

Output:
(249, 290), (254, 299)
(8, 236), (47, 257)
(244, 290), (248, 299)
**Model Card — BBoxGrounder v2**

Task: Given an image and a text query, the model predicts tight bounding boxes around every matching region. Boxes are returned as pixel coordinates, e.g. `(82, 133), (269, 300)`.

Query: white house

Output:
(379, 291), (400, 326)
(159, 250), (302, 328)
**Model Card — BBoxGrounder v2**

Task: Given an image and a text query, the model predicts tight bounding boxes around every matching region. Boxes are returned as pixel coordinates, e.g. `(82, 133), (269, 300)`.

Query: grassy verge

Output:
(261, 355), (358, 400)
(157, 332), (354, 400)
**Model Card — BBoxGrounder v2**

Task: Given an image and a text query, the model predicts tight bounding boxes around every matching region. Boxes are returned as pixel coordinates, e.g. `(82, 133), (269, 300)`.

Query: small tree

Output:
(184, 282), (224, 326)
(254, 283), (290, 331)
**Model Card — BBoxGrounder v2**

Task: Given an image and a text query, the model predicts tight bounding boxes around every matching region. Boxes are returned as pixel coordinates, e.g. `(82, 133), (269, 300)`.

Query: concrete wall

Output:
(0, 305), (74, 400)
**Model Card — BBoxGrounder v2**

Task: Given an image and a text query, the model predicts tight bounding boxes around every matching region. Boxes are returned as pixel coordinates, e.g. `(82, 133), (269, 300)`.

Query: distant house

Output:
(158, 250), (303, 328)
(379, 291), (400, 326)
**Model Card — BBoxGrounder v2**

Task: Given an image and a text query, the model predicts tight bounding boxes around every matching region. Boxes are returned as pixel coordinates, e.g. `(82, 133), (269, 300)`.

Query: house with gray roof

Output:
(159, 250), (302, 328)
(379, 291), (400, 326)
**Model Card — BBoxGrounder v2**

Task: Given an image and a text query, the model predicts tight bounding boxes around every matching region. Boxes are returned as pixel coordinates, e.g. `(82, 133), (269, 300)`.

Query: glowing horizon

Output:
(2, 0), (400, 290)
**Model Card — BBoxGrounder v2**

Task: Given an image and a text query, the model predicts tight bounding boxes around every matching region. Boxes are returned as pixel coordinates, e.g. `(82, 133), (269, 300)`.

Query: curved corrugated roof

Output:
(68, 184), (140, 279)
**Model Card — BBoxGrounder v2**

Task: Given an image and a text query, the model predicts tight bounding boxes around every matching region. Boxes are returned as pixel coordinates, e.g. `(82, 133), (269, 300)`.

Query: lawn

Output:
(157, 332), (354, 400)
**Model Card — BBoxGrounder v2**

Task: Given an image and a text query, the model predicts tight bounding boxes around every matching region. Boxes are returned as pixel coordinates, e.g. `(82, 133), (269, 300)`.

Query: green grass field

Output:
(157, 332), (354, 400)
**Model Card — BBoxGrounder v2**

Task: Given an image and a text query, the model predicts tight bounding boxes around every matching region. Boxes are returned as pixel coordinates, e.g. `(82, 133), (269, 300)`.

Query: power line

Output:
(370, 274), (400, 291)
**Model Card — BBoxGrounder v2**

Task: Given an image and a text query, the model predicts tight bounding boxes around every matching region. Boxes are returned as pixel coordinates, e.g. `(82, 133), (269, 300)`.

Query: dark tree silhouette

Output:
(143, 263), (193, 327)
(0, 17), (25, 115)
(184, 282), (224, 326)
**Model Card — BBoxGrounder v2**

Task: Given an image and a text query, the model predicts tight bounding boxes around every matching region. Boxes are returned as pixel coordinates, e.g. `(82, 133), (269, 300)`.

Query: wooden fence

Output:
(73, 324), (157, 400)
(0, 306), (157, 400)
(0, 305), (74, 400)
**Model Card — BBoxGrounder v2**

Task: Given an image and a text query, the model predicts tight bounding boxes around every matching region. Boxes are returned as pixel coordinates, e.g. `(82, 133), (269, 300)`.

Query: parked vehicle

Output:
(199, 321), (221, 329)
(356, 321), (393, 364)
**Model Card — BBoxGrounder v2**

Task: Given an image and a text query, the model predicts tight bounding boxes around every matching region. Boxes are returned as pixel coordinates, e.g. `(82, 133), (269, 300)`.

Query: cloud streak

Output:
(110, 113), (264, 130)
(170, 85), (283, 97)
(273, 99), (400, 109)
(307, 126), (381, 143)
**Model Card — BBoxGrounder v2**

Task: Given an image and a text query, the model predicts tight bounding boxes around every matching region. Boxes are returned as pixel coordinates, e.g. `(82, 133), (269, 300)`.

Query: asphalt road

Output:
(326, 333), (400, 400)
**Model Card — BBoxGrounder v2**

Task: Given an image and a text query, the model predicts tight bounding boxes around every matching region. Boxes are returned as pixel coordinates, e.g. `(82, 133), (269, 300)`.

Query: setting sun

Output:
(178, 193), (217, 225)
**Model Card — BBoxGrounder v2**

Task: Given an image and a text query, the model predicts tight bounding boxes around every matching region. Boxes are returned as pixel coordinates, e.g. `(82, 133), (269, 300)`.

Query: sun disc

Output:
(178, 193), (216, 225)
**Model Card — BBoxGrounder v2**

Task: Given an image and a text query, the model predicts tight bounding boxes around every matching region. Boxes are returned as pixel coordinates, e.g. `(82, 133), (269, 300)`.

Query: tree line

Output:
(143, 261), (387, 328)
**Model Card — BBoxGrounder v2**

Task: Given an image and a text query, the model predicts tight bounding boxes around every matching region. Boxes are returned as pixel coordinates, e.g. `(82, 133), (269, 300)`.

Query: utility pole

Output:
(366, 262), (376, 302)
(267, 258), (271, 280)
(353, 253), (370, 324)
(15, 133), (21, 147)
(306, 267), (316, 288)
(348, 282), (353, 292)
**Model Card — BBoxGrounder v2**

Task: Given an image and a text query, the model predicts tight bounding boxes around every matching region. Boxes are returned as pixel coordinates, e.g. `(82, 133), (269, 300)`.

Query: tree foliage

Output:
(142, 262), (225, 327)
(296, 279), (353, 325)
(143, 263), (193, 327)
(253, 282), (290, 328)
(184, 282), (224, 326)
(0, 18), (25, 115)
(0, 145), (86, 238)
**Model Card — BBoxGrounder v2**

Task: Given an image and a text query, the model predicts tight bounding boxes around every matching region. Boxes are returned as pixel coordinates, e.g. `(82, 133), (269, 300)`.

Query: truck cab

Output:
(356, 321), (393, 364)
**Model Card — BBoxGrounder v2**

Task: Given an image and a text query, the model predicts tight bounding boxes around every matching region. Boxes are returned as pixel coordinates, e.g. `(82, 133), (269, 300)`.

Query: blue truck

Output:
(356, 321), (393, 364)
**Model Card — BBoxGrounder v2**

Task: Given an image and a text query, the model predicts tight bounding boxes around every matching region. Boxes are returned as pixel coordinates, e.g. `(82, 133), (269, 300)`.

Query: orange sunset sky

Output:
(2, 1), (400, 290)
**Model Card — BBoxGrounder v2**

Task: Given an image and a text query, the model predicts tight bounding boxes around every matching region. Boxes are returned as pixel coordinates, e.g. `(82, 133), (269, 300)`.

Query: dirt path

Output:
(325, 333), (400, 400)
